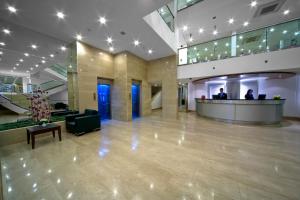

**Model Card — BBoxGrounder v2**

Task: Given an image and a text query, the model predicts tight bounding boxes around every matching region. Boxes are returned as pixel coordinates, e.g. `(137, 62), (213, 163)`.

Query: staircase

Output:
(44, 64), (67, 81)
(0, 94), (29, 114)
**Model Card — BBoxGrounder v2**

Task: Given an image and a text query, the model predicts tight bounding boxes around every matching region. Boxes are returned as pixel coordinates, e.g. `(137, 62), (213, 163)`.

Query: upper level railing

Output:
(177, 0), (204, 11)
(157, 5), (175, 32)
(39, 80), (65, 91)
(50, 64), (67, 78)
(178, 18), (300, 66)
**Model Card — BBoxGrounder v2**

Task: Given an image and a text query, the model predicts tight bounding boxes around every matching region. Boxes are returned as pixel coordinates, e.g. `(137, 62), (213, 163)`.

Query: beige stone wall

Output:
(76, 42), (114, 112)
(148, 56), (178, 118)
(72, 42), (177, 121)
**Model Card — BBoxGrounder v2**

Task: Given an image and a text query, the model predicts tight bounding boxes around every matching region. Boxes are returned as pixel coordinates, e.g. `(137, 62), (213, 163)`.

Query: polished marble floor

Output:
(1, 112), (300, 200)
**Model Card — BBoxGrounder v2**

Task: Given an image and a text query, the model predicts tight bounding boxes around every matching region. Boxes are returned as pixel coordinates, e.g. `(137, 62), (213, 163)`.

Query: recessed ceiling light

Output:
(19, 59), (24, 62)
(13, 67), (17, 70)
(26, 70), (29, 73)
(60, 46), (66, 51)
(30, 67), (33, 71)
(0, 42), (5, 46)
(213, 30), (218, 35)
(50, 54), (54, 58)
(270, 28), (275, 32)
(0, 51), (3, 55)
(76, 34), (82, 41)
(10, 70), (13, 73)
(31, 44), (37, 49)
(199, 28), (204, 33)
(204, 48), (208, 51)
(189, 37), (193, 42)
(99, 17), (106, 25)
(250, 1), (257, 7)
(228, 18), (234, 24)
(225, 43), (229, 47)
(283, 9), (290, 15)
(214, 42), (218, 46)
(7, 5), (17, 13)
(148, 49), (153, 54)
(41, 60), (46, 63)
(16, 63), (19, 66)
(106, 37), (113, 44)
(35, 64), (39, 67)
(243, 21), (249, 27)
(183, 25), (188, 32)
(134, 40), (140, 46)
(239, 36), (243, 40)
(109, 46), (114, 52)
(282, 30), (288, 34)
(3, 28), (11, 35)
(24, 53), (29, 57)
(56, 11), (65, 19)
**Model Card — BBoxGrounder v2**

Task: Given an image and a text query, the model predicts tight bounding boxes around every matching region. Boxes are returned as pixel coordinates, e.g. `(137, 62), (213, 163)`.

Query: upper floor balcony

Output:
(178, 18), (300, 66)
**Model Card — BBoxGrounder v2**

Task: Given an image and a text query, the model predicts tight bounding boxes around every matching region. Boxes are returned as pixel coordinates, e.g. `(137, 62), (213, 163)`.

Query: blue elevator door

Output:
(132, 84), (140, 118)
(97, 84), (111, 120)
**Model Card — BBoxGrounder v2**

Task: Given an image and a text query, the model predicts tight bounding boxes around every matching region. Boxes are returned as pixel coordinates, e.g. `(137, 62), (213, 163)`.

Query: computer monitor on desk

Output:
(258, 94), (266, 100)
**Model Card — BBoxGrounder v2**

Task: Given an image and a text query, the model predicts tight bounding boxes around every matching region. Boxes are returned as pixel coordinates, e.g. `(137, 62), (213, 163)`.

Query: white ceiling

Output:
(177, 0), (300, 46)
(0, 0), (174, 73)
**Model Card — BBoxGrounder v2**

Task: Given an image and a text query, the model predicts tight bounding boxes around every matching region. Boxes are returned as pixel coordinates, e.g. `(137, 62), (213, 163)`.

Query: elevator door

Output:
(132, 84), (140, 118)
(97, 84), (111, 120)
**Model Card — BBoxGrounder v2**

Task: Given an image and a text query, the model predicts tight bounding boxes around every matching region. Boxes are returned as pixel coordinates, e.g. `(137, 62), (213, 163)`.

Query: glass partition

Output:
(177, 0), (204, 11)
(178, 19), (300, 66)
(157, 5), (175, 32)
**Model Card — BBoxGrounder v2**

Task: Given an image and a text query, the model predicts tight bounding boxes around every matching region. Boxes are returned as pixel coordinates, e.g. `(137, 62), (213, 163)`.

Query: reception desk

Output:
(195, 99), (285, 124)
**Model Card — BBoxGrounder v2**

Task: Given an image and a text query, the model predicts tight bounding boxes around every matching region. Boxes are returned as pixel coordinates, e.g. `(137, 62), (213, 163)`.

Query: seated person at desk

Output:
(245, 89), (254, 100)
(217, 88), (227, 100)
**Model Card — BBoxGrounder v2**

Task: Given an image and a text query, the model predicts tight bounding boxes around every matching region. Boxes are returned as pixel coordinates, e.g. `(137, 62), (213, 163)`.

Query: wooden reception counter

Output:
(195, 99), (285, 124)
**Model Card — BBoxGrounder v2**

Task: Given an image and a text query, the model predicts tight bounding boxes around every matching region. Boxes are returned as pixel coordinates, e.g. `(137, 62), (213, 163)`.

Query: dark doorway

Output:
(132, 83), (140, 118)
(97, 84), (111, 120)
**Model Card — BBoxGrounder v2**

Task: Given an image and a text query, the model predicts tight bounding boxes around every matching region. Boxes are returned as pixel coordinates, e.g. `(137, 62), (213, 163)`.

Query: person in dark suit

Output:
(217, 88), (227, 100)
(245, 89), (254, 100)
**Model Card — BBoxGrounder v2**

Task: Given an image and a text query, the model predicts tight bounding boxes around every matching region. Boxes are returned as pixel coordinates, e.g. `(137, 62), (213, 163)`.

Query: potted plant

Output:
(273, 95), (281, 100)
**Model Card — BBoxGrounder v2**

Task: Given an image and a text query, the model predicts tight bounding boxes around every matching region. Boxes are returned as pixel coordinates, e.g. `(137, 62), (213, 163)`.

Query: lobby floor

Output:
(1, 112), (300, 200)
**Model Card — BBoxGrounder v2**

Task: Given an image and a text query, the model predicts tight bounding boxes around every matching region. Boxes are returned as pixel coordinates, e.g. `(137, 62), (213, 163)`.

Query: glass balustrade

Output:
(157, 5), (175, 32)
(39, 80), (65, 91)
(50, 64), (67, 78)
(178, 19), (300, 66)
(177, 0), (204, 11)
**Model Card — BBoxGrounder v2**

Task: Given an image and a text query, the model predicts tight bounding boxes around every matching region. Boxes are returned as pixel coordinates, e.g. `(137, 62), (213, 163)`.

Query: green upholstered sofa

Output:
(65, 109), (101, 135)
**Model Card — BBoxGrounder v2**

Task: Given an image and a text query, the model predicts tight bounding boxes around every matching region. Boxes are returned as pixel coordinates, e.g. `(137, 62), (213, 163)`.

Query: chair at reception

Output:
(65, 109), (101, 136)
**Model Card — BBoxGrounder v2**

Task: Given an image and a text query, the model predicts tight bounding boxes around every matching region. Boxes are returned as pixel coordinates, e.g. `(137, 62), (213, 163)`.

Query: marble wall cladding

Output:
(76, 42), (114, 112)
(148, 56), (178, 118)
(73, 42), (177, 121)
(112, 53), (128, 121)
(126, 53), (151, 120)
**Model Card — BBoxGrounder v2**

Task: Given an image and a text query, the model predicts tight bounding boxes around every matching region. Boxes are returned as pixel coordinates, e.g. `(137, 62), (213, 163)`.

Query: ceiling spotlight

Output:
(99, 17), (106, 25)
(41, 60), (46, 63)
(56, 11), (65, 19)
(199, 28), (204, 33)
(282, 30), (288, 34)
(0, 51), (3, 55)
(283, 9), (290, 15)
(270, 28), (275, 32)
(13, 67), (16, 70)
(243, 21), (249, 27)
(250, 1), (257, 7)
(3, 28), (11, 35)
(213, 30), (218, 35)
(189, 37), (193, 42)
(26, 70), (29, 73)
(19, 59), (24, 62)
(214, 42), (218, 46)
(183, 25), (188, 32)
(31, 44), (37, 49)
(7, 5), (17, 13)
(225, 43), (229, 47)
(148, 49), (153, 54)
(35, 64), (39, 67)
(30, 67), (33, 71)
(60, 46), (66, 51)
(50, 54), (54, 58)
(134, 40), (140, 46)
(24, 53), (29, 57)
(106, 37), (113, 43)
(76, 34), (82, 41)
(0, 42), (5, 46)
(109, 46), (114, 52)
(228, 18), (234, 24)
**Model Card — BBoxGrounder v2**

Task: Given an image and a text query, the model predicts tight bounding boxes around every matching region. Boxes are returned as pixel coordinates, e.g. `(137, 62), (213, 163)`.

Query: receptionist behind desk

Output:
(245, 89), (254, 100)
(217, 88), (227, 100)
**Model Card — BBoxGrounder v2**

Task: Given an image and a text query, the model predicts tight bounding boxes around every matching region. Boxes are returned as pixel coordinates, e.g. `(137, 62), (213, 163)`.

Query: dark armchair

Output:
(65, 109), (101, 135)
